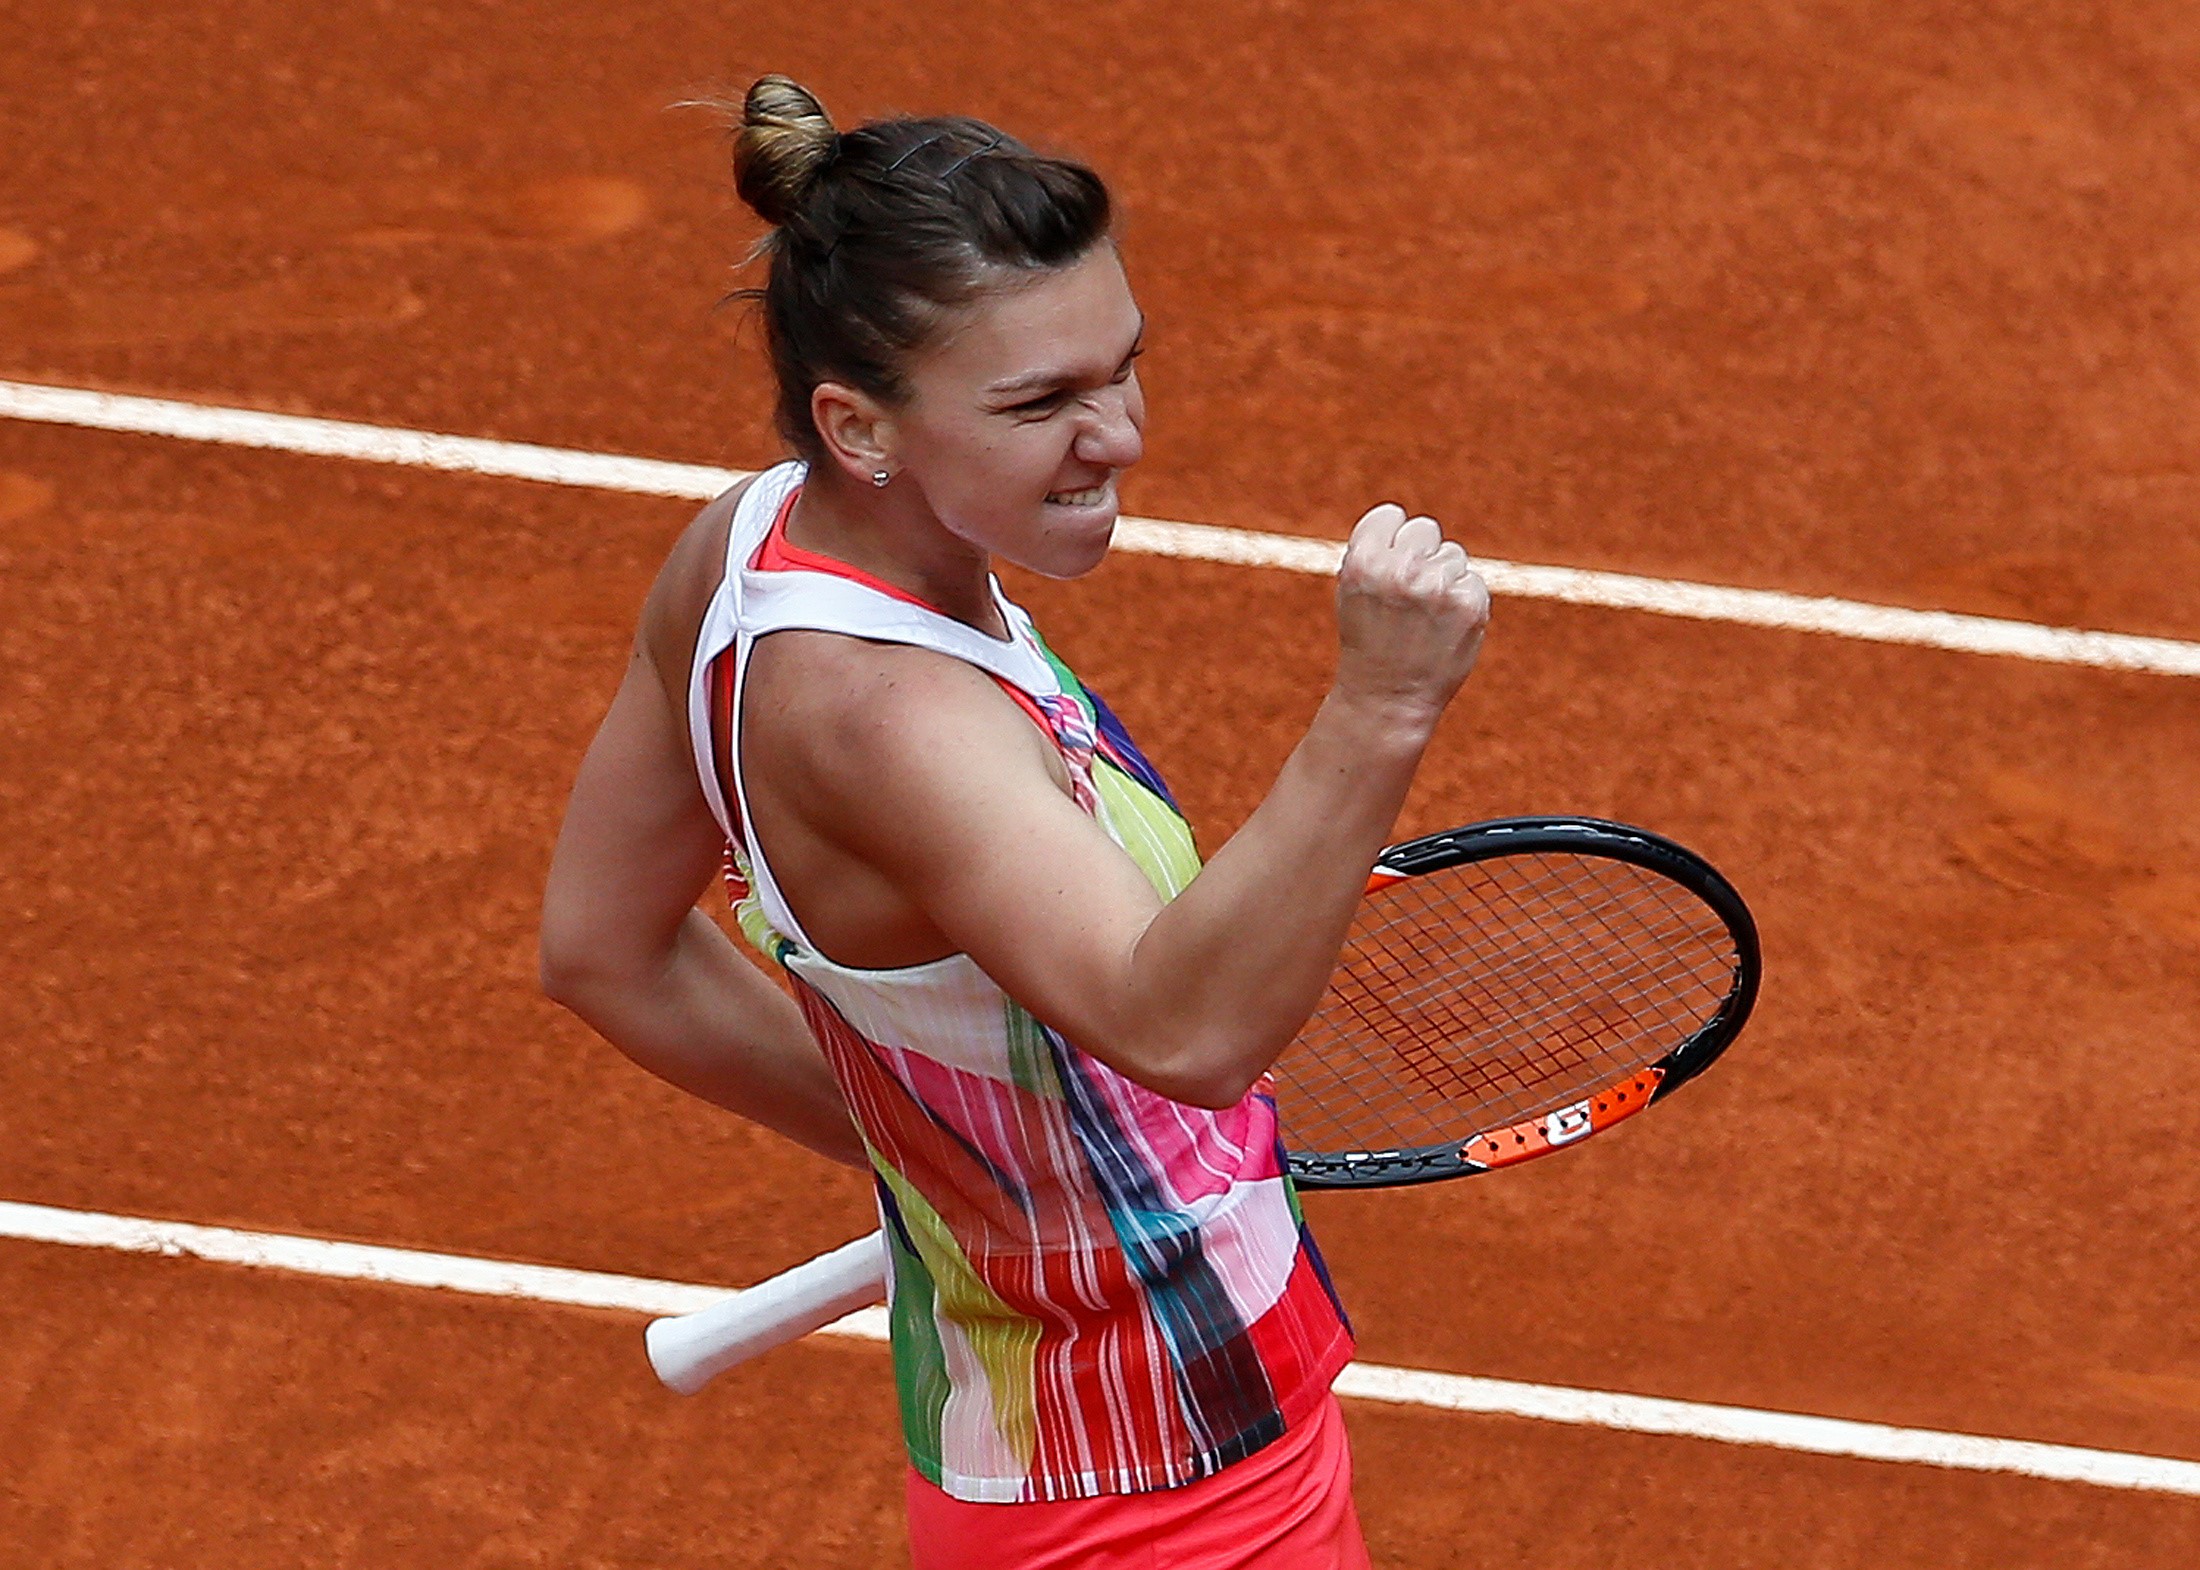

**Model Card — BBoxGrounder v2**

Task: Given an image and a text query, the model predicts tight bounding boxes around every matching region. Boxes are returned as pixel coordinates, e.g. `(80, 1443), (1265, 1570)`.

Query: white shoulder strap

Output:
(686, 462), (805, 843)
(735, 570), (1060, 698)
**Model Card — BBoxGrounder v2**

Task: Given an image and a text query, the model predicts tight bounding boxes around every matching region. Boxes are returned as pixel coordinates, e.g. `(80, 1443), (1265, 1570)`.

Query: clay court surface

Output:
(4, 2), (2198, 1565)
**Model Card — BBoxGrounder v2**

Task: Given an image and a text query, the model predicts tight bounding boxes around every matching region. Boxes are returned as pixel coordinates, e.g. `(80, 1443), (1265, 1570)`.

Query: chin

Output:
(1026, 509), (1117, 579)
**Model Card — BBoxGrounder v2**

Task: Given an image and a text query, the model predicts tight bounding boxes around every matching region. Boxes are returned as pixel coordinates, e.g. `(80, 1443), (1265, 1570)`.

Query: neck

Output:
(784, 465), (1007, 637)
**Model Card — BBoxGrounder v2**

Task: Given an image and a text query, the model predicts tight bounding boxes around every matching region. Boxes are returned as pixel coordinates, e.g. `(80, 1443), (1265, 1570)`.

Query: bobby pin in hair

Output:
(885, 133), (949, 173)
(883, 129), (1004, 180)
(938, 131), (1004, 178)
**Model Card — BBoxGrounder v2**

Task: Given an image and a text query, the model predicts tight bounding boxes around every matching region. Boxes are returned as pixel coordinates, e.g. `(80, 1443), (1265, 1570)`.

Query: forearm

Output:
(1124, 690), (1437, 1105)
(545, 910), (869, 1169)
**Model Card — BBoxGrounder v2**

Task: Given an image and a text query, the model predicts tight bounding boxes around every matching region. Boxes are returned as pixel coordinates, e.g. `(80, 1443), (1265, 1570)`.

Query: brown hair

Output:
(727, 76), (1115, 461)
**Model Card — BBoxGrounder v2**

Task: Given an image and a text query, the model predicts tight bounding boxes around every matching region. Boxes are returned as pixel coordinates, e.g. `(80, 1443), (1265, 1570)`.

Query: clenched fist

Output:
(1332, 502), (1490, 730)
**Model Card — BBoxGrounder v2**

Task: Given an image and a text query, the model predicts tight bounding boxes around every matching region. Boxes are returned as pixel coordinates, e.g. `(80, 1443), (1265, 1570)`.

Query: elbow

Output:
(537, 925), (606, 1011)
(1124, 1035), (1270, 1111)
(537, 945), (581, 1009)
(540, 917), (674, 1023)
(1165, 1075), (1260, 1112)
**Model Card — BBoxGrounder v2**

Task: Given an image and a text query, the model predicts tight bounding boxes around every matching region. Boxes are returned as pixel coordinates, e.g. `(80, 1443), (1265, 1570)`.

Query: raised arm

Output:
(538, 645), (867, 1169)
(789, 503), (1488, 1109)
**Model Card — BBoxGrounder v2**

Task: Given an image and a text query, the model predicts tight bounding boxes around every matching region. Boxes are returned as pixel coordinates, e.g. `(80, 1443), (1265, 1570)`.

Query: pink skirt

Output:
(905, 1391), (1371, 1570)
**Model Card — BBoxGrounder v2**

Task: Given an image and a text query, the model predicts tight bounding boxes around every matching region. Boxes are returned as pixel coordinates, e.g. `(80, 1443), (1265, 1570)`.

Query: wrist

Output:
(1315, 685), (1446, 754)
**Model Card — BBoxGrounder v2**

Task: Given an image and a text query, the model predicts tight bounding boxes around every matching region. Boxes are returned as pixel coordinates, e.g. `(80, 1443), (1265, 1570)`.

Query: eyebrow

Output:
(984, 316), (1146, 398)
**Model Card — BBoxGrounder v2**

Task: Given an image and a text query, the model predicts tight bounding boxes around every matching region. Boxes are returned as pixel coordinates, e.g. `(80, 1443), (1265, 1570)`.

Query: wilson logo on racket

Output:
(1546, 1102), (1593, 1144)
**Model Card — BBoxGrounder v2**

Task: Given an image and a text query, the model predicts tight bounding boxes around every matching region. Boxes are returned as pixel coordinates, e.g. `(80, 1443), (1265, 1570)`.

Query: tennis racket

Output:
(647, 814), (1759, 1394)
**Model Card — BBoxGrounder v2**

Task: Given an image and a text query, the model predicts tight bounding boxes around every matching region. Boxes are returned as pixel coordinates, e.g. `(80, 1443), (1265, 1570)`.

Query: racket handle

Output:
(645, 1230), (890, 1395)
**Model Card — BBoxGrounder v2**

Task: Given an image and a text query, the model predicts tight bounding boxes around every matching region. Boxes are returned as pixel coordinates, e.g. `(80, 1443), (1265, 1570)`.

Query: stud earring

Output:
(871, 469), (891, 488)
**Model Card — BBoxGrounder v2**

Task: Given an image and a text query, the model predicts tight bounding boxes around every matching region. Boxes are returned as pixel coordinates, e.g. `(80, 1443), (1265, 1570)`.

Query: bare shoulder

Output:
(746, 631), (1070, 842)
(749, 630), (1048, 760)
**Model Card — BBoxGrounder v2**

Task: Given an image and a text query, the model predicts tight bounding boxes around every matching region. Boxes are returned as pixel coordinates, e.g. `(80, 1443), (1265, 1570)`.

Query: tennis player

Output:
(540, 76), (1488, 1568)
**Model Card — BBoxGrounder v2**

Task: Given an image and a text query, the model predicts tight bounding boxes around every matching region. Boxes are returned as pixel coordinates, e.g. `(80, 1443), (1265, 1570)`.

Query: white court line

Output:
(4, 378), (2197, 679)
(6, 1198), (2197, 1499)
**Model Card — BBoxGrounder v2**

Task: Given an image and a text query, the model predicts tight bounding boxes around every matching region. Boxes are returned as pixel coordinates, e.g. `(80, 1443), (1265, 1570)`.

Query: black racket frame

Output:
(1281, 815), (1761, 1190)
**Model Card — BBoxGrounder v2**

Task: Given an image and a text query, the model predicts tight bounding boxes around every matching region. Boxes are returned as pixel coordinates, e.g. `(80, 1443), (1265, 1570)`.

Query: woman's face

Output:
(891, 244), (1146, 579)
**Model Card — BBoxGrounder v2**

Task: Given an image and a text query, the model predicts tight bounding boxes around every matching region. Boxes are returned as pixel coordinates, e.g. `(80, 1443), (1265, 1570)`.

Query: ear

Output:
(811, 381), (900, 485)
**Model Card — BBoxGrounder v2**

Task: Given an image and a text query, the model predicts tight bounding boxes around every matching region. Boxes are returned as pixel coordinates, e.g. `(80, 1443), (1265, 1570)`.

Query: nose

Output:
(1074, 384), (1144, 471)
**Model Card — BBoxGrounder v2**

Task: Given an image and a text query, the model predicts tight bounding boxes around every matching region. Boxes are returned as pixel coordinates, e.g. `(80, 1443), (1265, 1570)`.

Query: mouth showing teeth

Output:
(1046, 483), (1110, 508)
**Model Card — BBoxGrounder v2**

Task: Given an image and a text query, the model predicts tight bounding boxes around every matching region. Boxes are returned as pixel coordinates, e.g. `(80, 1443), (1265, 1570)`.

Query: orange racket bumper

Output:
(1457, 1066), (1666, 1171)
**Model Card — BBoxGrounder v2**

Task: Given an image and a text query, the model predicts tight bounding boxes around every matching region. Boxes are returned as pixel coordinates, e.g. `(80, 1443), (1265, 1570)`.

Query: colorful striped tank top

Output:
(685, 463), (1352, 1504)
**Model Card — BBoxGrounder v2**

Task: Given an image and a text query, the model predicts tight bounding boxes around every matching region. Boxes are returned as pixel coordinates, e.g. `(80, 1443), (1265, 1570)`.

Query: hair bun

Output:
(733, 75), (838, 226)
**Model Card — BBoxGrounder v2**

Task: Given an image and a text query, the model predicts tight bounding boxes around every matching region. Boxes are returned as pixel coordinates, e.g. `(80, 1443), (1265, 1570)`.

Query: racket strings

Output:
(1277, 852), (1739, 1158)
(1370, 865), (1712, 1074)
(1353, 859), (1728, 1118)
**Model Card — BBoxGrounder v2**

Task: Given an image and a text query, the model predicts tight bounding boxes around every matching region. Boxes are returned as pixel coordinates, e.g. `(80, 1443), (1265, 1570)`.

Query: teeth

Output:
(1047, 485), (1108, 507)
